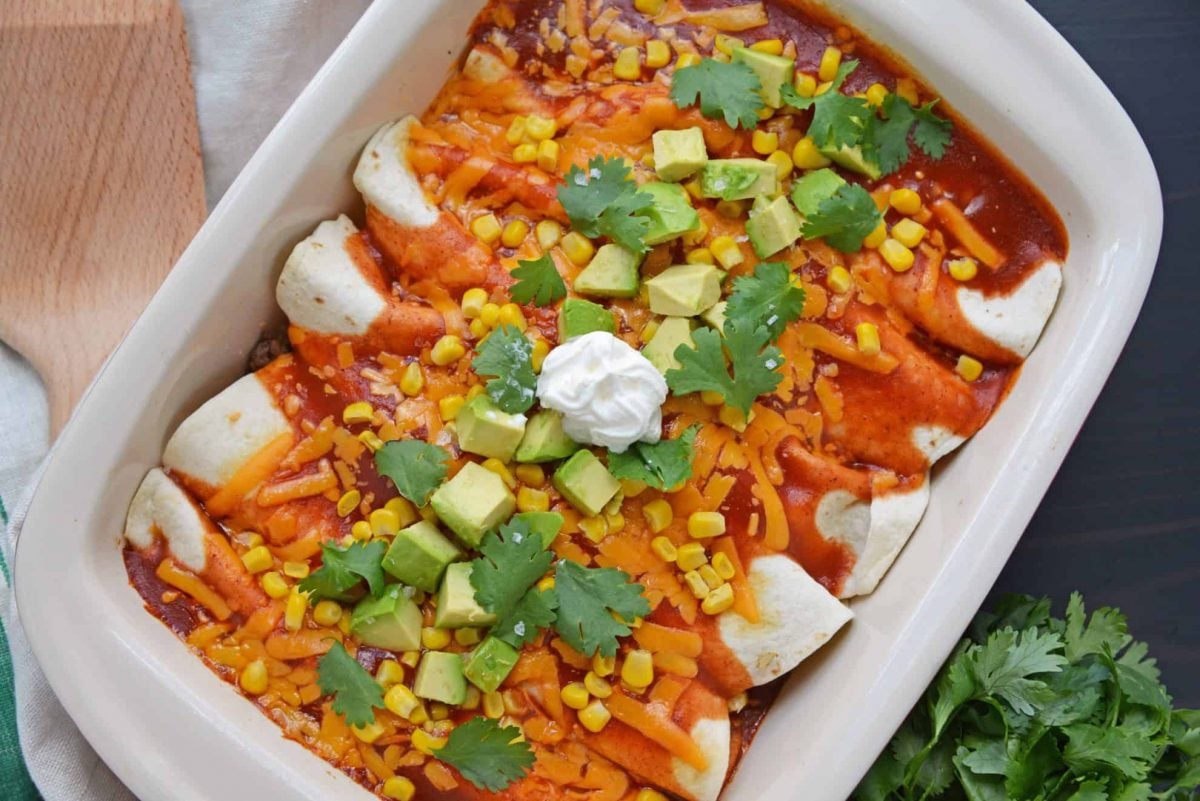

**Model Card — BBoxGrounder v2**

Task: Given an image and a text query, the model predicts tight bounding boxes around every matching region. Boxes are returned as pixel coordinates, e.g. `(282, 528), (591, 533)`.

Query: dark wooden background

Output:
(990, 0), (1200, 705)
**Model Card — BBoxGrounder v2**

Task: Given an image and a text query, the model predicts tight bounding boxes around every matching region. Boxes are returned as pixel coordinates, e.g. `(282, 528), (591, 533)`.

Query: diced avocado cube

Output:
(463, 636), (521, 693)
(746, 195), (802, 258)
(638, 182), (702, 245)
(817, 142), (882, 180)
(413, 651), (467, 705)
(553, 450), (620, 517)
(512, 510), (565, 548)
(700, 300), (727, 332)
(700, 158), (777, 201)
(731, 46), (795, 109)
(381, 520), (463, 592)
(641, 316), (696, 374)
(350, 585), (422, 651)
(574, 243), (642, 299)
(652, 127), (708, 182)
(456, 395), (527, 462)
(431, 462), (516, 547)
(559, 297), (616, 343)
(790, 167), (847, 218)
(645, 263), (723, 317)
(433, 562), (498, 629)
(515, 410), (580, 463)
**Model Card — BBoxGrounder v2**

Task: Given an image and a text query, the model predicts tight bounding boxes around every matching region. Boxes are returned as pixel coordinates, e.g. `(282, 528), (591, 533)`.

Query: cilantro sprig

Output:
(666, 321), (784, 416)
(724, 261), (807, 340)
(316, 642), (385, 728)
(299, 539), (387, 601)
(434, 717), (535, 791)
(782, 60), (871, 150)
(800, 183), (884, 253)
(557, 156), (653, 254)
(469, 518), (558, 649)
(857, 593), (1200, 801)
(374, 440), (450, 507)
(472, 324), (537, 413)
(607, 425), (699, 491)
(508, 253), (567, 307)
(553, 560), (650, 658)
(669, 58), (764, 129)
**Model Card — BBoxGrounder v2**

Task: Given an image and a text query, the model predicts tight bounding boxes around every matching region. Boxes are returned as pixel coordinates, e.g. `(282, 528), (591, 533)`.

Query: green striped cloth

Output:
(1, 497), (40, 800)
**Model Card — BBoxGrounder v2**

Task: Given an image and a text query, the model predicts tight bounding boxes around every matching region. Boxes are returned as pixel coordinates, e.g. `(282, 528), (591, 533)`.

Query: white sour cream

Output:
(535, 331), (667, 453)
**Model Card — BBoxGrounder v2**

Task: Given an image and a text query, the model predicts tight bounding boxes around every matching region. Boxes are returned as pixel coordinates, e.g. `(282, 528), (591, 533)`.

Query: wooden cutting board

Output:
(0, 0), (207, 436)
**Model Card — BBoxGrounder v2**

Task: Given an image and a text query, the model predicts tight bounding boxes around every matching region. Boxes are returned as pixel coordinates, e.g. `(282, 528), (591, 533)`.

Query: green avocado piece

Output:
(574, 243), (642, 299)
(559, 297), (616, 342)
(511, 511), (565, 548)
(644, 263), (723, 317)
(515, 409), (580, 463)
(651, 127), (708, 182)
(731, 46), (795, 109)
(433, 562), (498, 629)
(350, 585), (422, 651)
(790, 167), (847, 217)
(413, 651), (467, 705)
(381, 520), (463, 593)
(641, 317), (695, 374)
(817, 142), (882, 180)
(456, 395), (528, 462)
(700, 300), (727, 332)
(746, 195), (802, 258)
(462, 636), (521, 693)
(553, 450), (620, 517)
(637, 182), (701, 245)
(431, 462), (516, 547)
(700, 158), (777, 201)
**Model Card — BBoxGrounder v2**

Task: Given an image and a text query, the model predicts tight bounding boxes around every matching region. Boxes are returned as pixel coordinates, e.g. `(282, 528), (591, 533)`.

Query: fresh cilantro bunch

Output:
(472, 324), (537, 413)
(607, 425), (699, 491)
(669, 58), (764, 129)
(858, 593), (1200, 801)
(557, 156), (653, 254)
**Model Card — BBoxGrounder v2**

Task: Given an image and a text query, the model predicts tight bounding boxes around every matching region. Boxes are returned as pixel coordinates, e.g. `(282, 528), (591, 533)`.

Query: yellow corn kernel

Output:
(348, 520), (371, 541)
(793, 72), (817, 98)
(500, 221), (529, 252)
(682, 178), (704, 202)
(855, 322), (881, 356)
(358, 430), (384, 452)
(645, 39), (671, 68)
(561, 231), (595, 266)
(621, 649), (654, 688)
(956, 355), (984, 382)
(536, 576), (556, 593)
(284, 590), (308, 632)
(578, 699), (612, 733)
(462, 685), (481, 710)
(531, 337), (551, 373)
(479, 302), (501, 328)
(676, 542), (707, 572)
(438, 394), (466, 422)
(536, 220), (563, 250)
(675, 52), (701, 70)
(399, 362), (424, 396)
(411, 728), (447, 755)
(827, 265), (853, 294)
(281, 561), (309, 580)
(947, 257), (979, 282)
(895, 77), (919, 105)
(384, 683), (420, 719)
(701, 582), (735, 615)
(880, 238), (916, 272)
(536, 139), (560, 172)
(471, 213), (503, 244)
(715, 200), (746, 219)
(714, 34), (744, 56)
(751, 129), (779, 155)
(792, 136), (831, 169)
(481, 458), (516, 489)
(698, 564), (723, 590)
(455, 627), (482, 647)
(865, 82), (889, 107)
(889, 188), (922, 215)
(430, 335), (466, 367)
(818, 46), (842, 82)
(468, 318), (489, 340)
(700, 390), (725, 406)
(512, 143), (537, 164)
(243, 532), (264, 549)
(407, 700), (429, 726)
(766, 149), (794, 179)
(461, 287), (488, 319)
(620, 479), (648, 498)
(351, 721), (385, 744)
(505, 116), (527, 146)
(605, 512), (626, 534)
(614, 47), (642, 81)
(385, 497), (418, 527)
(750, 38), (784, 55)
(335, 489), (362, 517)
(376, 659), (405, 689)
(240, 546), (272, 574)
(516, 487), (550, 513)
(642, 499), (674, 534)
(240, 659), (269, 695)
(382, 776), (416, 801)
(370, 508), (401, 538)
(400, 651), (420, 668)
(421, 627), (452, 651)
(498, 302), (527, 332)
(584, 671), (614, 699)
(722, 403), (753, 431)
(592, 653), (616, 678)
(578, 516), (608, 543)
(638, 790), (669, 801)
(342, 401), (374, 425)
(863, 220), (888, 250)
(891, 218), (927, 248)
(561, 682), (590, 710)
(466, 384), (486, 401)
(525, 114), (558, 141)
(686, 247), (714, 265)
(514, 464), (545, 487)
(708, 235), (744, 270)
(685, 568), (710, 597)
(483, 690), (505, 719)
(711, 552), (736, 582)
(429, 702), (451, 721)
(687, 511), (726, 539)
(261, 571), (289, 599)
(650, 536), (678, 562)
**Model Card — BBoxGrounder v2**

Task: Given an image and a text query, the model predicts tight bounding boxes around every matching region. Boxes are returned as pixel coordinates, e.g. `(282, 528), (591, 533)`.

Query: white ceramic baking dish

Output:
(14, 1), (1161, 799)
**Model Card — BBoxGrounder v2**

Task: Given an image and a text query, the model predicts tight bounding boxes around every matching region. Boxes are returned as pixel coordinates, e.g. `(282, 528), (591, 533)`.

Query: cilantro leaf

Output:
(597, 187), (654, 254)
(800, 183), (883, 253)
(470, 518), (555, 623)
(299, 539), (387, 601)
(782, 59), (870, 149)
(558, 155), (653, 254)
(911, 99), (953, 159)
(434, 716), (535, 791)
(866, 95), (953, 173)
(669, 58), (764, 129)
(508, 254), (566, 306)
(1063, 591), (1130, 663)
(492, 587), (558, 649)
(724, 261), (806, 340)
(606, 425), (699, 490)
(665, 322), (784, 415)
(472, 324), (537, 413)
(316, 642), (385, 727)
(374, 440), (450, 506)
(970, 627), (1067, 716)
(1063, 723), (1159, 778)
(553, 560), (649, 658)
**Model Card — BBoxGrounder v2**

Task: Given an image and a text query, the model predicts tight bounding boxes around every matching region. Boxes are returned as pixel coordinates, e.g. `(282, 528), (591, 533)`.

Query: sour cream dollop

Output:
(536, 331), (668, 453)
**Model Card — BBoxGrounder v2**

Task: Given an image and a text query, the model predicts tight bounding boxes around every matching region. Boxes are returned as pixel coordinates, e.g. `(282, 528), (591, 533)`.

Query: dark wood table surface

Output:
(989, 0), (1200, 705)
